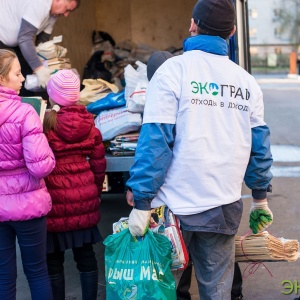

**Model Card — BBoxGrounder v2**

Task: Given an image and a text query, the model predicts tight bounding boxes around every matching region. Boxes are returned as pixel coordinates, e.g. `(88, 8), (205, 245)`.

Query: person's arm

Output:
(35, 31), (51, 46)
(244, 124), (273, 199)
(18, 19), (52, 87)
(126, 122), (175, 236)
(126, 123), (176, 210)
(89, 127), (107, 195)
(244, 124), (273, 233)
(22, 105), (55, 178)
(18, 19), (43, 71)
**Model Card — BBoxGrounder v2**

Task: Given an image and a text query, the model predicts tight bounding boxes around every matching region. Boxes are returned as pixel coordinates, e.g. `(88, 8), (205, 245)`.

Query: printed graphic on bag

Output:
(107, 262), (165, 282)
(104, 229), (176, 300)
(112, 205), (189, 271)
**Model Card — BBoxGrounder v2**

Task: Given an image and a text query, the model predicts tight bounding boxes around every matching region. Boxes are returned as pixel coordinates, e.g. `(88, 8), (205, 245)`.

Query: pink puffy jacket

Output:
(0, 86), (55, 221)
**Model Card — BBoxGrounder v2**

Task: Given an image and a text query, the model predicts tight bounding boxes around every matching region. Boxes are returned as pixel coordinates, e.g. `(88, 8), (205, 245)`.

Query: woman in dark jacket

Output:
(43, 69), (106, 300)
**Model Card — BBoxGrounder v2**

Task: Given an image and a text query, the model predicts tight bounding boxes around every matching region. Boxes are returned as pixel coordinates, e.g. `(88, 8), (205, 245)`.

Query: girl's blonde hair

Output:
(0, 49), (17, 81)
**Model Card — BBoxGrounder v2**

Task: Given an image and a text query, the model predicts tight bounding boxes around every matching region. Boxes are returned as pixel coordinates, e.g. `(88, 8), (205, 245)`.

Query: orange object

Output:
(290, 51), (297, 74)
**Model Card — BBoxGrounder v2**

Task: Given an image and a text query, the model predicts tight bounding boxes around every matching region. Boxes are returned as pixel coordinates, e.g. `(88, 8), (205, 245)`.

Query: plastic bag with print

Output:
(104, 229), (176, 300)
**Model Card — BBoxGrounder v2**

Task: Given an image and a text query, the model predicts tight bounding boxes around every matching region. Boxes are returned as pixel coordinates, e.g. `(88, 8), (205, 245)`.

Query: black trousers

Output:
(176, 257), (193, 300)
(231, 263), (243, 298)
(47, 243), (98, 275)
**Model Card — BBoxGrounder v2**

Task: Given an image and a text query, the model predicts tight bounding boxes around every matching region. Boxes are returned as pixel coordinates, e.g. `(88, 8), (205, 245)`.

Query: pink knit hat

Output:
(47, 70), (80, 106)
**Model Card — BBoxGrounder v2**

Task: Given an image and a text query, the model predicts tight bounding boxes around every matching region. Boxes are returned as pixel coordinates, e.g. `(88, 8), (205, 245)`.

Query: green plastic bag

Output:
(104, 229), (176, 300)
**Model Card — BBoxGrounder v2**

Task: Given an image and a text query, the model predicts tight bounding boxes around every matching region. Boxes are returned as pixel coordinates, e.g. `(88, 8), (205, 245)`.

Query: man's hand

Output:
(128, 208), (151, 237)
(249, 199), (273, 234)
(126, 190), (134, 206)
(35, 66), (51, 88)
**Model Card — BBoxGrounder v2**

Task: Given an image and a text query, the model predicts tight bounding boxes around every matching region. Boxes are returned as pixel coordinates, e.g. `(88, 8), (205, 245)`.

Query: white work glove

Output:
(249, 199), (273, 234)
(128, 208), (151, 237)
(35, 66), (52, 88)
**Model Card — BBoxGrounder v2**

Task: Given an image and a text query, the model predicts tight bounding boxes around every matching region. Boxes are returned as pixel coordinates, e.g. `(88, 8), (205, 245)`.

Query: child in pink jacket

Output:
(0, 49), (55, 299)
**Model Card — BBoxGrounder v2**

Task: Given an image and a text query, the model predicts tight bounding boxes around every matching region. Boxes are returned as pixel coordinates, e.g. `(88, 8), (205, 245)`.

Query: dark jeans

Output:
(177, 260), (243, 300)
(47, 243), (98, 275)
(0, 217), (52, 300)
(181, 231), (235, 300)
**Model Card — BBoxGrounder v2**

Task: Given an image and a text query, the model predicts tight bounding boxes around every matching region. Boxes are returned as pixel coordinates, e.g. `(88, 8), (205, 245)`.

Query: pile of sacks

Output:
(80, 31), (182, 155)
(82, 30), (182, 96)
(81, 60), (148, 151)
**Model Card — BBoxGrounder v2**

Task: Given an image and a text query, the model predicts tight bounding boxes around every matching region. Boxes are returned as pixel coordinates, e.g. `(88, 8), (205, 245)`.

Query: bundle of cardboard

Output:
(43, 57), (71, 73)
(37, 36), (71, 73)
(235, 231), (299, 262)
(108, 132), (139, 156)
(25, 36), (72, 91)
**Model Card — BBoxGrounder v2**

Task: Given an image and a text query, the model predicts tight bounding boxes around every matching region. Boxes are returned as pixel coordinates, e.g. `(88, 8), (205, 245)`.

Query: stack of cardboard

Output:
(43, 57), (71, 73)
(36, 36), (71, 73)
(235, 231), (299, 262)
(108, 132), (139, 156)
(25, 37), (73, 91)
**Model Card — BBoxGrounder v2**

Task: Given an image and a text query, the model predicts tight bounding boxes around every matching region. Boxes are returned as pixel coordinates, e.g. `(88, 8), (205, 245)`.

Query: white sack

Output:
(94, 107), (142, 141)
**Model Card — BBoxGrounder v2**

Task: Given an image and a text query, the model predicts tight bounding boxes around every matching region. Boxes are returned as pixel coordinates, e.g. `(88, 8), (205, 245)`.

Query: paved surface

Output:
(15, 74), (300, 299)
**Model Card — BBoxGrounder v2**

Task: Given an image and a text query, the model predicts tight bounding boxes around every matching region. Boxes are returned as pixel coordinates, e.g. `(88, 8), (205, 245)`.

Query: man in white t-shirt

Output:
(126, 0), (273, 299)
(0, 0), (80, 95)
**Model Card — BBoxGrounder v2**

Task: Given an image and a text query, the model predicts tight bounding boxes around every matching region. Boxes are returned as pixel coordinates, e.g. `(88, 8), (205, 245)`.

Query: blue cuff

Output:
(134, 199), (152, 210)
(252, 189), (267, 200)
(252, 184), (272, 200)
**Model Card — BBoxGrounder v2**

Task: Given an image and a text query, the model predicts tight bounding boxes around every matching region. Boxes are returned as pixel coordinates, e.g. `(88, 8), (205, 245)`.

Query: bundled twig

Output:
(235, 231), (299, 262)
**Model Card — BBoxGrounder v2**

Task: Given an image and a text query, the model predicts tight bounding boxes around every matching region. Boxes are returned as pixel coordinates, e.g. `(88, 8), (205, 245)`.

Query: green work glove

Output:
(249, 199), (273, 234)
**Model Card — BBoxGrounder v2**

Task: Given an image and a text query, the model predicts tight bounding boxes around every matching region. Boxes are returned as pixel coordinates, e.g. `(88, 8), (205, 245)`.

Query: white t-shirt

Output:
(144, 50), (265, 215)
(0, 0), (56, 46)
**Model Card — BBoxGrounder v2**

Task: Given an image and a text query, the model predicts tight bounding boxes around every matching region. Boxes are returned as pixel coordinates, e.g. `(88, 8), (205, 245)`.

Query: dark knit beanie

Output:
(192, 0), (236, 39)
(147, 51), (174, 81)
